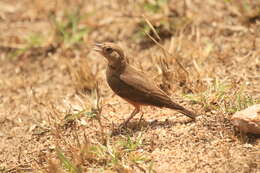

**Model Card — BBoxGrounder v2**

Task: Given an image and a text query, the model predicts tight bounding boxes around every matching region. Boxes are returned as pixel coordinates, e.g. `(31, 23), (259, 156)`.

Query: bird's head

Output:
(94, 42), (125, 67)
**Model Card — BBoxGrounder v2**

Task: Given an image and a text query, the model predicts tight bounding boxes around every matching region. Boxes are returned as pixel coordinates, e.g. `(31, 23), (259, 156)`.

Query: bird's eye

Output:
(104, 47), (113, 53)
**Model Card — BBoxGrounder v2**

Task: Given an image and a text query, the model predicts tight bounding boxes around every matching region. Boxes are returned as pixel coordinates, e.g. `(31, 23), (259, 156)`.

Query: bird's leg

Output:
(138, 110), (144, 125)
(120, 105), (140, 128)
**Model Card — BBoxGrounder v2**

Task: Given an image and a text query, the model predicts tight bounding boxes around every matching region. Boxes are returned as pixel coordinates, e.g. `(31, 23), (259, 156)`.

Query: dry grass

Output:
(0, 0), (260, 172)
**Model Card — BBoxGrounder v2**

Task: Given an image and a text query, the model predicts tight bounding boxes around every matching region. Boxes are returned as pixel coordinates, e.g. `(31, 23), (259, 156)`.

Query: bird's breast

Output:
(106, 67), (125, 96)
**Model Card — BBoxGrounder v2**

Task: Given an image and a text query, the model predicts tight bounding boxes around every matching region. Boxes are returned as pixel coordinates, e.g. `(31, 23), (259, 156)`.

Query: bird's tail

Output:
(177, 107), (198, 120)
(166, 101), (198, 120)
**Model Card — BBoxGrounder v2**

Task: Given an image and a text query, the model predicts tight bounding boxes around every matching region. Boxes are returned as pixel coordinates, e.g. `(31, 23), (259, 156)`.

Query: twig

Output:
(142, 16), (190, 77)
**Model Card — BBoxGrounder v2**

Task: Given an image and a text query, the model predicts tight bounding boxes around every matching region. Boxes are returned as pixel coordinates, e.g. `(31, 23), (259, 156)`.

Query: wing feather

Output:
(118, 66), (172, 106)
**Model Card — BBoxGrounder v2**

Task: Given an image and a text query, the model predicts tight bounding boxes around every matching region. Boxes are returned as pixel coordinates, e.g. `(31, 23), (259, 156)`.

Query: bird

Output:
(94, 42), (198, 127)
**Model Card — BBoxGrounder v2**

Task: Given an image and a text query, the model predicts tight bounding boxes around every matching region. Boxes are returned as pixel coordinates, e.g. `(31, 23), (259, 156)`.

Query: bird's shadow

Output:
(110, 118), (194, 136)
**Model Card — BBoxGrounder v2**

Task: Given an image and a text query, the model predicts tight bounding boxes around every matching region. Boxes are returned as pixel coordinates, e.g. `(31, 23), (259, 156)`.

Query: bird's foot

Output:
(118, 121), (128, 129)
(138, 112), (144, 127)
(110, 121), (130, 136)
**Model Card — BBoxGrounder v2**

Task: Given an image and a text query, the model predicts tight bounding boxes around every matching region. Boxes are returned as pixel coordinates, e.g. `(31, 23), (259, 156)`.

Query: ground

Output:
(0, 0), (260, 172)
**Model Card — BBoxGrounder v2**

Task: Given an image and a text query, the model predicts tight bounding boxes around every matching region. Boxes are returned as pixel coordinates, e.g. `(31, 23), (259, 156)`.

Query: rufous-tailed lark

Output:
(94, 42), (197, 127)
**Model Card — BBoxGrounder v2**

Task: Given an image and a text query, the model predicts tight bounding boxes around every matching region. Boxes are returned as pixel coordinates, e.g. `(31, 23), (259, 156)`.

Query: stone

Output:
(231, 104), (260, 134)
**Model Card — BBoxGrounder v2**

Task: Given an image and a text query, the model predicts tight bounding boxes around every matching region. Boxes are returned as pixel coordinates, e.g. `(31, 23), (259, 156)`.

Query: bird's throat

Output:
(108, 59), (127, 72)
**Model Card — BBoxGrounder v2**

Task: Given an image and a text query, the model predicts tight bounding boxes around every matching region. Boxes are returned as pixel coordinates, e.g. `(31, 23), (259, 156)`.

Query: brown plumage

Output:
(94, 42), (197, 126)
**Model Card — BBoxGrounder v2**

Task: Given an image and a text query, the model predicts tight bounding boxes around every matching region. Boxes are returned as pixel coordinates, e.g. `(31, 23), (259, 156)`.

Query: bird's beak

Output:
(93, 43), (103, 52)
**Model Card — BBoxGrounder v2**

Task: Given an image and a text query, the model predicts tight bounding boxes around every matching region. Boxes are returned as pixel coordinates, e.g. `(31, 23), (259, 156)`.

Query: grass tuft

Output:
(50, 9), (91, 48)
(56, 147), (82, 173)
(185, 79), (259, 114)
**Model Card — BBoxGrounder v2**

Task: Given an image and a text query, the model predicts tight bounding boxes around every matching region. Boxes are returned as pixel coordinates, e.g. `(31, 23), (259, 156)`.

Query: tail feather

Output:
(177, 108), (197, 120)
(165, 101), (198, 120)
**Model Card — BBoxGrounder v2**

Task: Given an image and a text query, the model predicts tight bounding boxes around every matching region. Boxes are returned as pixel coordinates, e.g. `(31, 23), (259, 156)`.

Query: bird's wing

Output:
(119, 65), (172, 106)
